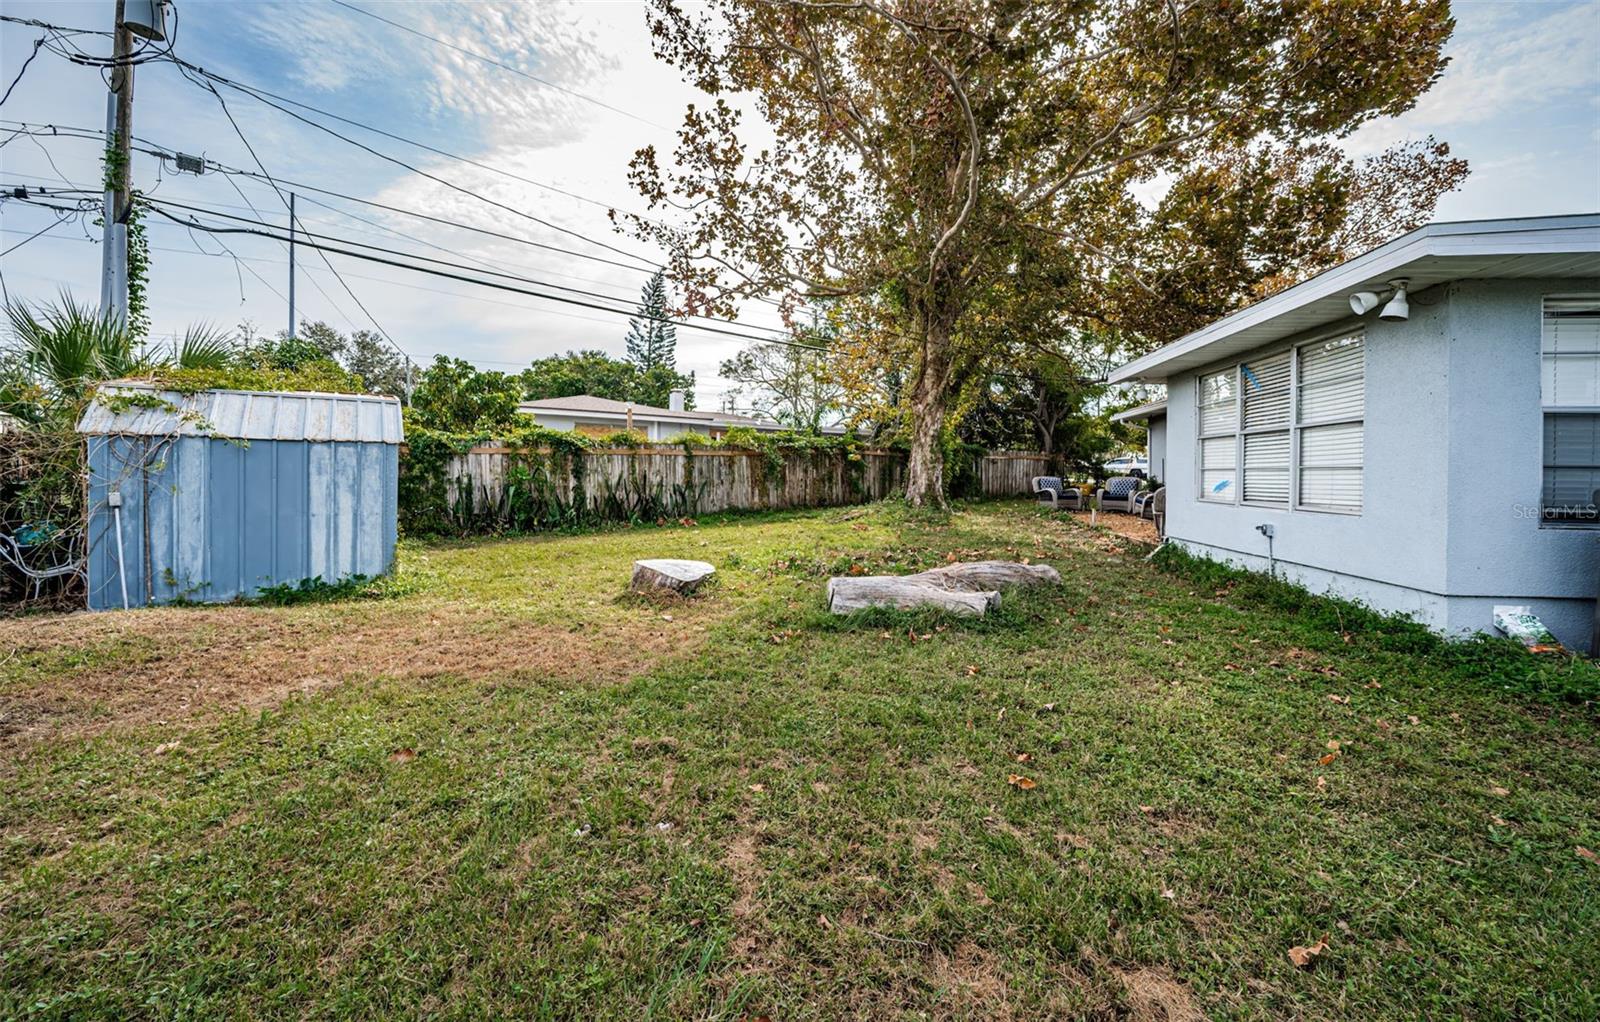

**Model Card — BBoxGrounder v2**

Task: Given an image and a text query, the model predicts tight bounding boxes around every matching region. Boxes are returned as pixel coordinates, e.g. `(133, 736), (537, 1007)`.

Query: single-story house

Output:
(1109, 213), (1600, 647)
(517, 390), (785, 441)
(519, 390), (857, 440)
(1112, 400), (1167, 483)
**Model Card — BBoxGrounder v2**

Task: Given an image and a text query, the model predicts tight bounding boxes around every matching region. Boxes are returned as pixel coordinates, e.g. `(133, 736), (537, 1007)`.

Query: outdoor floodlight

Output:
(123, 0), (168, 42)
(1379, 281), (1410, 321)
(1348, 278), (1410, 321)
(1348, 290), (1383, 315)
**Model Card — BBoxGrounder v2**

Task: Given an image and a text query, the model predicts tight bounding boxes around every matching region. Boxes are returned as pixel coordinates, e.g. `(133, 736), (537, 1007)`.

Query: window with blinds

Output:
(1241, 352), (1291, 505)
(1541, 295), (1600, 522)
(1297, 335), (1364, 511)
(1197, 369), (1237, 501)
(1195, 331), (1364, 514)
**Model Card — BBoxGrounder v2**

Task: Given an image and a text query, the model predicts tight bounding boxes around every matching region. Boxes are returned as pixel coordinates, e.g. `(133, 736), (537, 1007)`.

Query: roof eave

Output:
(1108, 214), (1600, 384)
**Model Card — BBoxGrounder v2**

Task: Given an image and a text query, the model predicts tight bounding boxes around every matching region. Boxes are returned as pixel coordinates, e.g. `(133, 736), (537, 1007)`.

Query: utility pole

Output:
(99, 1), (164, 326)
(287, 191), (296, 338)
(99, 2), (133, 323)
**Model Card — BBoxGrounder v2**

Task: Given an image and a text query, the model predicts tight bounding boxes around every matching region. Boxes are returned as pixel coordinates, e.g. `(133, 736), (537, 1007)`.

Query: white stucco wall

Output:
(1440, 278), (1600, 643)
(1148, 416), (1167, 484)
(1161, 277), (1600, 646)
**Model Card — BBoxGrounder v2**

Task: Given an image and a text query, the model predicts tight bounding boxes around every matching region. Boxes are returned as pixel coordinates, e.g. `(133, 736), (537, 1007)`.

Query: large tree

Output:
(625, 271), (679, 373)
(621, 0), (1457, 505)
(720, 305), (842, 430)
(521, 349), (641, 402)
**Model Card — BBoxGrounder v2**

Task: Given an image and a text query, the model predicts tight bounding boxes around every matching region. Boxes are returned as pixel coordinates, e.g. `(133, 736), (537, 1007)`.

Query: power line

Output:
(8, 169), (794, 338)
(218, 171), (363, 335)
(3, 225), (729, 349)
(0, 37), (44, 107)
(136, 194), (794, 339)
(168, 57), (663, 269)
(0, 207), (71, 258)
(0, 121), (670, 277)
(124, 201), (832, 351)
(325, 0), (674, 134)
(186, 72), (409, 365)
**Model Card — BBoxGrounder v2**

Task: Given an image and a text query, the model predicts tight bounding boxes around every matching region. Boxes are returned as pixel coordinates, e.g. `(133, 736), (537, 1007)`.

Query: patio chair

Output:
(0, 524), (85, 601)
(1032, 475), (1082, 511)
(1151, 487), (1166, 536)
(1097, 476), (1141, 514)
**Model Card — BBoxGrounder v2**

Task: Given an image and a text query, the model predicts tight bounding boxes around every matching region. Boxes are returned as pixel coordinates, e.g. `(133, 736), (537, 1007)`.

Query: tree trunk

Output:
(904, 320), (951, 508)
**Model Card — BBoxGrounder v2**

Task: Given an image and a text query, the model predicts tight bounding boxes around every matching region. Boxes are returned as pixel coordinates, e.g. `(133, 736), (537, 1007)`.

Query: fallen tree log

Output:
(826, 576), (1000, 616)
(916, 560), (1062, 591)
(826, 560), (1060, 616)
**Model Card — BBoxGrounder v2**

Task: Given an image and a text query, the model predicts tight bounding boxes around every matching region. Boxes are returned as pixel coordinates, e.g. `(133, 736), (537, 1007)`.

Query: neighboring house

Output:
(517, 390), (787, 440)
(1109, 213), (1600, 647)
(1111, 400), (1167, 482)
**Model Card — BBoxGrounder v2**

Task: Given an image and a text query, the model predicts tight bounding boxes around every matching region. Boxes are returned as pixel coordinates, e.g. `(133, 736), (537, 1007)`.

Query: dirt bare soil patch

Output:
(0, 601), (713, 751)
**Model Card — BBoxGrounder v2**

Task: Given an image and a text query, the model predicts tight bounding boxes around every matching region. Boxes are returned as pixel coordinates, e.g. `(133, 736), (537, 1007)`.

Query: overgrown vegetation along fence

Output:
(403, 442), (1057, 535)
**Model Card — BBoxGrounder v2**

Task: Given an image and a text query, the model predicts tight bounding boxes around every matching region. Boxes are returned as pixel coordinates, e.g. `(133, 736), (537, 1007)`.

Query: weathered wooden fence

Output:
(977, 451), (1058, 496)
(446, 446), (907, 519)
(432, 445), (1053, 530)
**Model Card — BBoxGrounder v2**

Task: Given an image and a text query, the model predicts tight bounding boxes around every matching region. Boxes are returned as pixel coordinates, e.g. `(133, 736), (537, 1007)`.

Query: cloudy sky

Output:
(2, 1), (1598, 408)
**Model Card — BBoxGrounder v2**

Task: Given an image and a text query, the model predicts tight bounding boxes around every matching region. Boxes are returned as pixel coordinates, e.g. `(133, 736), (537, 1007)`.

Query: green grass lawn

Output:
(2, 501), (1597, 1020)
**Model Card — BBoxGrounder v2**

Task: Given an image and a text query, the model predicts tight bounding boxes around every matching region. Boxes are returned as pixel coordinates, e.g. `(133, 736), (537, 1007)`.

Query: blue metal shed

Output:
(76, 383), (403, 610)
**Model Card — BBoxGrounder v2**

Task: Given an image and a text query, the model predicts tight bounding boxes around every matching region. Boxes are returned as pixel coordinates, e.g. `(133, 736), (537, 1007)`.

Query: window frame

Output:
(1539, 293), (1600, 527)
(1196, 367), (1240, 504)
(1193, 327), (1365, 516)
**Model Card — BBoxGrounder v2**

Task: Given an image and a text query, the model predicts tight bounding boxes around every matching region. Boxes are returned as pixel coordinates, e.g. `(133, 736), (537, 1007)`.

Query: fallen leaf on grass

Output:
(1014, 752), (1033, 763)
(1287, 935), (1330, 968)
(1007, 774), (1038, 790)
(660, 613), (674, 621)
(1407, 715), (1421, 725)
(1315, 775), (1327, 790)
(1040, 702), (1058, 713)
(388, 748), (417, 764)
(1576, 846), (1598, 863)
(747, 783), (765, 793)
(1489, 785), (1510, 797)
(1138, 804), (1156, 814)
(1318, 752), (1340, 766)
(1364, 680), (1382, 690)
(1160, 887), (1176, 901)
(817, 913), (833, 929)
(1328, 694), (1350, 705)
(1326, 739), (1341, 751)
(965, 664), (979, 676)
(151, 741), (181, 756)
(1058, 832), (1090, 850)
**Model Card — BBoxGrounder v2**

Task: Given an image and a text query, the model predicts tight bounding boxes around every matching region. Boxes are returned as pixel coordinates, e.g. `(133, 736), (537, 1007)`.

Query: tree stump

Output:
(826, 560), (1060, 615)
(631, 559), (716, 594)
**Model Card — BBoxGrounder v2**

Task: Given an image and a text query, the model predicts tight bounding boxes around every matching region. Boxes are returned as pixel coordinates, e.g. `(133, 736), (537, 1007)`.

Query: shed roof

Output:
(76, 382), (404, 444)
(1110, 213), (1600, 384)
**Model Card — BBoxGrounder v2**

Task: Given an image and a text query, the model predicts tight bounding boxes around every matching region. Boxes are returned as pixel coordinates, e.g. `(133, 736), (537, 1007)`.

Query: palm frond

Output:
(173, 322), (237, 370)
(2, 291), (138, 397)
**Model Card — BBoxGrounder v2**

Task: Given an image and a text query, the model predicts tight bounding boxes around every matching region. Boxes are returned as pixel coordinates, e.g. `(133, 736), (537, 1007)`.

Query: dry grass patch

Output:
(0, 595), (724, 751)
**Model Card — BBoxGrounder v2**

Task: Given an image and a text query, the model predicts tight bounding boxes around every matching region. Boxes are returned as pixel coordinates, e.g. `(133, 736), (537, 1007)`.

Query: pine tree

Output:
(625, 271), (677, 373)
